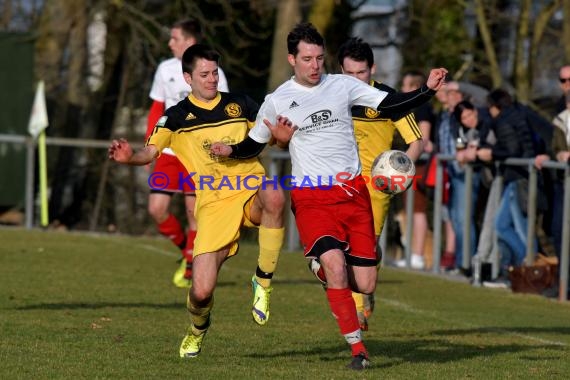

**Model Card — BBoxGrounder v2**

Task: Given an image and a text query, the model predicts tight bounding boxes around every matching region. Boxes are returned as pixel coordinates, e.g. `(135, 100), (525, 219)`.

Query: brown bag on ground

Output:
(509, 255), (558, 294)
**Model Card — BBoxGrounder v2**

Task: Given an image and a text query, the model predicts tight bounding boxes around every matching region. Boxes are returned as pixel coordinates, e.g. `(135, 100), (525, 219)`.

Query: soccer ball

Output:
(370, 150), (415, 195)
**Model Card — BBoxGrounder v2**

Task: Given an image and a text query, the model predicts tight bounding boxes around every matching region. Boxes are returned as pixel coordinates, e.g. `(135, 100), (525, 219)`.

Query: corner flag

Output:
(28, 80), (49, 138)
(27, 80), (50, 227)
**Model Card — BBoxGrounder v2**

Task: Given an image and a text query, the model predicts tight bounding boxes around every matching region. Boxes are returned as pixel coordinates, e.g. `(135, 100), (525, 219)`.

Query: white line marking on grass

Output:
(131, 243), (179, 258)
(90, 234), (179, 258)
(381, 298), (568, 347)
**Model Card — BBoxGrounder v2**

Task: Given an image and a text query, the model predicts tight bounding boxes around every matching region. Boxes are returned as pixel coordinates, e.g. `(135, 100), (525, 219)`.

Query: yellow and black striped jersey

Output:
(146, 92), (265, 204)
(352, 80), (422, 175)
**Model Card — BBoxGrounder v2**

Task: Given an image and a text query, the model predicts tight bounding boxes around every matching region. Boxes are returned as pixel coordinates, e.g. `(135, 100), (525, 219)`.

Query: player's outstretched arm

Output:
(108, 138), (158, 165)
(378, 68), (448, 118)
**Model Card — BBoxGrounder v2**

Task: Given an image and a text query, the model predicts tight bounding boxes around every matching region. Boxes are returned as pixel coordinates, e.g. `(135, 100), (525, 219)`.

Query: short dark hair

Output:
(181, 44), (220, 75)
(337, 37), (374, 68)
(453, 100), (476, 123)
(287, 22), (324, 56)
(401, 70), (426, 88)
(487, 88), (512, 110)
(173, 19), (203, 42)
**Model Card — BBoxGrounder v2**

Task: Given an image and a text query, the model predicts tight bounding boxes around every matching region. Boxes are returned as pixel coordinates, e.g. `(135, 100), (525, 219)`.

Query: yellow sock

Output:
(255, 226), (284, 288)
(187, 292), (213, 334)
(352, 292), (365, 314)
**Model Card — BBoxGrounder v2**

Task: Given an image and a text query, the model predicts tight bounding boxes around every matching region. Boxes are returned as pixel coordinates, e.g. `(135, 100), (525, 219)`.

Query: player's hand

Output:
(210, 142), (232, 157)
(264, 115), (298, 145)
(426, 68), (448, 91)
(108, 138), (133, 163)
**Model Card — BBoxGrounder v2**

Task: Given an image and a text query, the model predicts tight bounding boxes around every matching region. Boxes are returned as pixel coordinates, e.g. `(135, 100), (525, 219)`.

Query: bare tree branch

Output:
(473, 0), (503, 87)
(563, 0), (570, 62)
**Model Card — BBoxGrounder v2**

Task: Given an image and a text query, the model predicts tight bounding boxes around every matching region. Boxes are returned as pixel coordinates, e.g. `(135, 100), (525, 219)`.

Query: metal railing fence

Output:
(1, 133), (568, 301)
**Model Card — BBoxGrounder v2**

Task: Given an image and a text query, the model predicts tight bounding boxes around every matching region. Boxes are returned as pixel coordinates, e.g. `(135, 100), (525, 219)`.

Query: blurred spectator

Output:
(433, 84), (457, 269)
(396, 70), (436, 270)
(454, 101), (495, 282)
(437, 82), (481, 273)
(549, 91), (570, 297)
(516, 101), (555, 258)
(476, 89), (538, 286)
(556, 65), (570, 114)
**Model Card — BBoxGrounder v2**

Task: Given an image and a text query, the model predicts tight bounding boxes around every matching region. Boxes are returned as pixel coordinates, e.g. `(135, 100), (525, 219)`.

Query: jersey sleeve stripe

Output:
(405, 114), (422, 139)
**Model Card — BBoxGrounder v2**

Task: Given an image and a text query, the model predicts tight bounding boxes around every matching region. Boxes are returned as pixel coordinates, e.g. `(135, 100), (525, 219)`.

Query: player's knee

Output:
(323, 262), (348, 286)
(147, 203), (164, 221)
(359, 280), (376, 295)
(262, 189), (285, 213)
(190, 287), (212, 303)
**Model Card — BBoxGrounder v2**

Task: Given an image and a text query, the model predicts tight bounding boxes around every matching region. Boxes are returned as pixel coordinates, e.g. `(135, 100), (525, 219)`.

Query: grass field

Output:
(1, 227), (569, 379)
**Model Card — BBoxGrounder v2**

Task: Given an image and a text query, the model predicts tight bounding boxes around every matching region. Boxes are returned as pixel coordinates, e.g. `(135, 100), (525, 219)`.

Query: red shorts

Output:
(149, 154), (195, 195)
(290, 175), (377, 267)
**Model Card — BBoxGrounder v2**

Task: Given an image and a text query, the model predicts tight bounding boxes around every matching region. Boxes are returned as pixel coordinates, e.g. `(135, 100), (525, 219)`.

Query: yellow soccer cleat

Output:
(179, 326), (207, 358)
(172, 258), (192, 288)
(251, 275), (272, 325)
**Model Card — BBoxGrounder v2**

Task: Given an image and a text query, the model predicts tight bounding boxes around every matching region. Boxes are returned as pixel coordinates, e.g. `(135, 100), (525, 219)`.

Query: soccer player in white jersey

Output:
(145, 19), (229, 288)
(210, 22), (446, 370)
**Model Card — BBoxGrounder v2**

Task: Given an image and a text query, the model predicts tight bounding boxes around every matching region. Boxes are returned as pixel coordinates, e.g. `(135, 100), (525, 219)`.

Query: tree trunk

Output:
(514, 0), (531, 102)
(35, 0), (89, 227)
(1, 0), (12, 29)
(308, 0), (336, 34)
(529, 0), (561, 101)
(268, 0), (300, 91)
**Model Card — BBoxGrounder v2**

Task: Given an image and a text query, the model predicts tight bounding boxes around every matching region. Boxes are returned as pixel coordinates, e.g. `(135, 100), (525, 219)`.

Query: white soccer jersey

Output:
(150, 57), (229, 108)
(250, 74), (387, 186)
(149, 57), (229, 155)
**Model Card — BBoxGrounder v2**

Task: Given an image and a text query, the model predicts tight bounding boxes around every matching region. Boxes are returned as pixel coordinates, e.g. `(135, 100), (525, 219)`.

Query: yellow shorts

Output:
(193, 188), (259, 258)
(367, 183), (390, 236)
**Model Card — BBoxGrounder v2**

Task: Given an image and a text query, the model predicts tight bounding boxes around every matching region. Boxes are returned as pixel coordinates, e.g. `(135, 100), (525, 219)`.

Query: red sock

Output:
(326, 287), (367, 357)
(157, 214), (185, 249)
(185, 230), (197, 256)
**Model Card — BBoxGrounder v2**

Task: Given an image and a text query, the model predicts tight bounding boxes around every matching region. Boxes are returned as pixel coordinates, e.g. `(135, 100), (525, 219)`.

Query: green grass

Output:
(0, 227), (569, 379)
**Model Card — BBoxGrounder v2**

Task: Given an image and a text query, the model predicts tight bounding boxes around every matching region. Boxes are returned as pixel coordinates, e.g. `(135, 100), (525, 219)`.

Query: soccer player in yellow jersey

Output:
(337, 38), (424, 331)
(108, 44), (285, 358)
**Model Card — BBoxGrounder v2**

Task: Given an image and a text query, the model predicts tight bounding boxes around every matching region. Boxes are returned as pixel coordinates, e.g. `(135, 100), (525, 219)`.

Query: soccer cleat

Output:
(179, 327), (207, 358)
(251, 275), (272, 325)
(172, 258), (192, 288)
(347, 352), (370, 370)
(308, 258), (327, 287)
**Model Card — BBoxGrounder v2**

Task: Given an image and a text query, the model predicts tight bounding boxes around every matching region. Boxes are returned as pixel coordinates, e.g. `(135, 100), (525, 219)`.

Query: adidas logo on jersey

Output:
(185, 112), (196, 120)
(289, 101), (299, 109)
